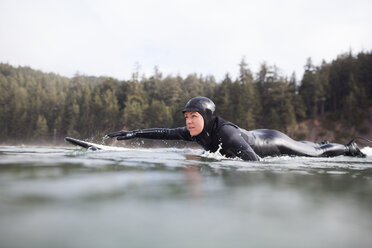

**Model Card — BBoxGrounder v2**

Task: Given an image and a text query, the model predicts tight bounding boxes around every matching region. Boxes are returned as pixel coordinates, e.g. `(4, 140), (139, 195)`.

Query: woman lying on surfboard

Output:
(106, 96), (367, 161)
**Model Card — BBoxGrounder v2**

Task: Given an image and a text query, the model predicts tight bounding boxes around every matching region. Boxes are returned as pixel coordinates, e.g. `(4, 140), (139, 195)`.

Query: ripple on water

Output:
(0, 146), (372, 248)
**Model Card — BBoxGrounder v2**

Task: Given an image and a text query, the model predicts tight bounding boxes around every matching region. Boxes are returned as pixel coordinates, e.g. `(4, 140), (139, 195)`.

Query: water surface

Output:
(1, 145), (372, 248)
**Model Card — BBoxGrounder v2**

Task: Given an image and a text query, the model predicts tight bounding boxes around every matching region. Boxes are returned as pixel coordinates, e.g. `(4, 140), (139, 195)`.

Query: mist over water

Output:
(0, 145), (372, 248)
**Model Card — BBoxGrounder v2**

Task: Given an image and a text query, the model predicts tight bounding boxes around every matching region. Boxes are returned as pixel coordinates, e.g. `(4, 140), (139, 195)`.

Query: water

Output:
(1, 145), (372, 248)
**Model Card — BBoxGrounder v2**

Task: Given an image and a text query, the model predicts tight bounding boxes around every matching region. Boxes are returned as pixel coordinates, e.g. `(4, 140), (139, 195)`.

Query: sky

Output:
(0, 0), (371, 81)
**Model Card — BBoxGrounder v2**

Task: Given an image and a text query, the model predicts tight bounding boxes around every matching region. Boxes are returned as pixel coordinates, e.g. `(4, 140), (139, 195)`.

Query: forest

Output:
(0, 51), (371, 144)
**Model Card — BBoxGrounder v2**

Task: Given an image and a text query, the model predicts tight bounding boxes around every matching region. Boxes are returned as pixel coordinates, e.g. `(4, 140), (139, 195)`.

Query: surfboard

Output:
(64, 137), (129, 151)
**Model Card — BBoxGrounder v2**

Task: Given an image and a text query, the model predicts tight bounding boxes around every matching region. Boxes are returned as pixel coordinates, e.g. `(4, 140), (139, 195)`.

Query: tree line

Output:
(0, 51), (371, 143)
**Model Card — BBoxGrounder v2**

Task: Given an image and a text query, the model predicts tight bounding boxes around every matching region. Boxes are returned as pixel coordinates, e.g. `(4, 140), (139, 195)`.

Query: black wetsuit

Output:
(121, 116), (349, 161)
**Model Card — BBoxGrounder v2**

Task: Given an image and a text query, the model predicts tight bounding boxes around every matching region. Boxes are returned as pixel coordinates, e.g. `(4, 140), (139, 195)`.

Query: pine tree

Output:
(235, 57), (256, 129)
(299, 58), (317, 117)
(214, 74), (233, 121)
(144, 100), (173, 127)
(34, 115), (48, 138)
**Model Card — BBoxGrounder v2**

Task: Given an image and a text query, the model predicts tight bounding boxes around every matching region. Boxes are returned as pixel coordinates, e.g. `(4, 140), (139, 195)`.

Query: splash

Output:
(200, 143), (236, 161)
(361, 146), (372, 156)
(101, 135), (110, 145)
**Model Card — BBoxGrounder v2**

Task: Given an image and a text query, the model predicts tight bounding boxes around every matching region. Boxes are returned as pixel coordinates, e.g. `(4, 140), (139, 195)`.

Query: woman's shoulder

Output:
(214, 117), (241, 138)
(215, 117), (239, 130)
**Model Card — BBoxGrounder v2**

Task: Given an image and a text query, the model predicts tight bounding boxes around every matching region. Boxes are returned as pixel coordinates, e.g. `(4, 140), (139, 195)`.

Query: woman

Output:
(106, 96), (366, 161)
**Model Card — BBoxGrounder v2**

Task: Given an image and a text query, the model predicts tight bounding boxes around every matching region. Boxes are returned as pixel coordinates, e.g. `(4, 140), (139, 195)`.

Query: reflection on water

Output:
(0, 146), (372, 248)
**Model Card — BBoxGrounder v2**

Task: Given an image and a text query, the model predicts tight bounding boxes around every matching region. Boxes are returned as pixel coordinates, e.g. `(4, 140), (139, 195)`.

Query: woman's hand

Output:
(105, 130), (138, 140)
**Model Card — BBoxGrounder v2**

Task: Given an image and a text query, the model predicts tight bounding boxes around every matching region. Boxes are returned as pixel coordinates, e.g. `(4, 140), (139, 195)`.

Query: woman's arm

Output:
(218, 125), (260, 161)
(106, 127), (193, 141)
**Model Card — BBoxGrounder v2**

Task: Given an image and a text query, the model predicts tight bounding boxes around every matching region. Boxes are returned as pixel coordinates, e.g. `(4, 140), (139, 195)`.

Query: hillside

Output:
(289, 107), (372, 146)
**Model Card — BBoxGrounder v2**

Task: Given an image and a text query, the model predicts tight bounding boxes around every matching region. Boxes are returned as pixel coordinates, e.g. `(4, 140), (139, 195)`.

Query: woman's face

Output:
(184, 111), (204, 136)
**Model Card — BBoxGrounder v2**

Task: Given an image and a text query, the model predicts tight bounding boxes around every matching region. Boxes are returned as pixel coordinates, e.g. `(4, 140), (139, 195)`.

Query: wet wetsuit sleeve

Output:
(218, 125), (260, 161)
(133, 127), (193, 141)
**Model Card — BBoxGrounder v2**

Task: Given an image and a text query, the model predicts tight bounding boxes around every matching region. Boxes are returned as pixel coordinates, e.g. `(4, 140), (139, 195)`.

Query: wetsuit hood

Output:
(182, 96), (216, 135)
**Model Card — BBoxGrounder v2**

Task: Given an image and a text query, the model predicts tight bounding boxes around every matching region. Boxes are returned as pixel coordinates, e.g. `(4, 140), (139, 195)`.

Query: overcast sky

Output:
(0, 0), (371, 81)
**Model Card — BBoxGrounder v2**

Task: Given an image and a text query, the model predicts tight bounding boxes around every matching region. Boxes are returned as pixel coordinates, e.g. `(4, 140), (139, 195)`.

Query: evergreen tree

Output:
(235, 57), (257, 129)
(34, 115), (48, 138)
(214, 74), (234, 121)
(315, 61), (330, 115)
(144, 100), (173, 127)
(299, 58), (317, 117)
(289, 73), (306, 121)
(122, 82), (147, 129)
